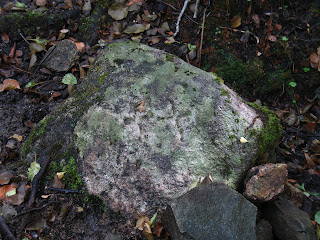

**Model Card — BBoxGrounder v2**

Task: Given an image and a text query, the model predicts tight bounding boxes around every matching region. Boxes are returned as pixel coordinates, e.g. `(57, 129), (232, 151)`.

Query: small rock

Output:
(5, 139), (16, 149)
(108, 3), (128, 21)
(283, 109), (298, 126)
(41, 40), (79, 72)
(256, 219), (273, 240)
(263, 197), (316, 240)
(244, 163), (287, 201)
(162, 180), (257, 240)
(123, 24), (150, 34)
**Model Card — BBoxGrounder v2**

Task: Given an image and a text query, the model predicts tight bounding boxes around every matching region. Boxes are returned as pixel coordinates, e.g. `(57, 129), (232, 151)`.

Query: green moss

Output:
(202, 48), (293, 99)
(165, 53), (175, 62)
(63, 157), (82, 190)
(218, 88), (230, 97)
(0, 11), (63, 36)
(98, 72), (108, 84)
(21, 116), (51, 158)
(248, 103), (283, 157)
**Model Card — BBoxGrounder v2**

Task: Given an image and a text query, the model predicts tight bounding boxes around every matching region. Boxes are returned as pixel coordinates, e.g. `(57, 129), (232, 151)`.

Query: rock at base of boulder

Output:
(162, 181), (257, 240)
(263, 197), (316, 240)
(256, 219), (273, 240)
(244, 163), (288, 202)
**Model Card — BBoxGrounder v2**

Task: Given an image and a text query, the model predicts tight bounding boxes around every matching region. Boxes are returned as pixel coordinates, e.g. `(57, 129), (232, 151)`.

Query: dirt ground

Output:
(1, 0), (320, 239)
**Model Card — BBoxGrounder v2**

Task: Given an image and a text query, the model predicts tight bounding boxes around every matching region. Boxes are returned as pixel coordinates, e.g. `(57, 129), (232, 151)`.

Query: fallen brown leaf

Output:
(137, 100), (146, 112)
(0, 79), (21, 92)
(1, 32), (9, 43)
(0, 183), (17, 201)
(231, 15), (241, 28)
(267, 35), (277, 42)
(304, 152), (316, 168)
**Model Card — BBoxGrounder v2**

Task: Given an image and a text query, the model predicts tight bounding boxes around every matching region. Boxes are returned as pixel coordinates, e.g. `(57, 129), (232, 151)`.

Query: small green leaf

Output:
(62, 73), (77, 85)
(27, 36), (50, 46)
(281, 36), (289, 41)
(187, 44), (196, 51)
(25, 81), (37, 88)
(315, 211), (320, 224)
(6, 188), (16, 197)
(15, 1), (26, 8)
(289, 81), (297, 87)
(292, 100), (296, 104)
(27, 160), (41, 182)
(303, 67), (310, 72)
(297, 183), (306, 191)
(150, 213), (158, 227)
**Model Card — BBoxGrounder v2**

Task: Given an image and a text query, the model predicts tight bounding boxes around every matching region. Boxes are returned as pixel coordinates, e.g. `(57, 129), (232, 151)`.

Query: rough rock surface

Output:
(162, 180), (257, 240)
(244, 163), (287, 201)
(256, 219), (273, 240)
(263, 197), (316, 240)
(22, 42), (281, 215)
(41, 39), (79, 72)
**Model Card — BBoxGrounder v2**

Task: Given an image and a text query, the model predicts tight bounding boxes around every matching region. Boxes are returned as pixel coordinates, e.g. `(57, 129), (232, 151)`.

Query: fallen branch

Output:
(0, 216), (16, 240)
(49, 187), (79, 194)
(198, 7), (207, 68)
(193, 0), (200, 18)
(173, 0), (190, 38)
(14, 201), (57, 218)
(27, 156), (50, 208)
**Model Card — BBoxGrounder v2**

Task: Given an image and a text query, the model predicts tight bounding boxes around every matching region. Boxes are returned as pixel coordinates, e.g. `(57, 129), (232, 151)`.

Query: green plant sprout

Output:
(289, 81), (297, 87)
(297, 183), (319, 197)
(281, 36), (289, 41)
(303, 67), (310, 72)
(62, 73), (78, 95)
(215, 27), (222, 35)
(187, 44), (196, 51)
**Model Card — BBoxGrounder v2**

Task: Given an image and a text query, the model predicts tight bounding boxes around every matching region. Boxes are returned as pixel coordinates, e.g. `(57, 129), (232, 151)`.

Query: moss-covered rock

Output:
(22, 41), (281, 215)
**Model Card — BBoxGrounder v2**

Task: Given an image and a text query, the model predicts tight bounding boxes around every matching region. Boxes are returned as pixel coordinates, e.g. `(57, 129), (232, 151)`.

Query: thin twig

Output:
(27, 156), (51, 208)
(193, 0), (200, 18)
(49, 187), (79, 194)
(173, 0), (191, 38)
(9, 64), (46, 77)
(245, 115), (261, 133)
(198, 7), (207, 68)
(185, 54), (190, 64)
(14, 201), (57, 218)
(0, 216), (16, 240)
(18, 31), (30, 45)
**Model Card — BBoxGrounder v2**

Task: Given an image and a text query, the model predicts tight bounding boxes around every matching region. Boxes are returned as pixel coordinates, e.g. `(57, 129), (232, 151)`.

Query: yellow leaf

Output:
(136, 216), (150, 231)
(240, 137), (248, 143)
(10, 134), (23, 142)
(56, 172), (66, 179)
(231, 15), (241, 28)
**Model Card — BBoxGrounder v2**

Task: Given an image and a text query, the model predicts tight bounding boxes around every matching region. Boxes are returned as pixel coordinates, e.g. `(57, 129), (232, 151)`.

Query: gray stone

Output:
(162, 180), (257, 240)
(41, 39), (79, 72)
(22, 42), (281, 215)
(263, 197), (316, 240)
(256, 219), (273, 240)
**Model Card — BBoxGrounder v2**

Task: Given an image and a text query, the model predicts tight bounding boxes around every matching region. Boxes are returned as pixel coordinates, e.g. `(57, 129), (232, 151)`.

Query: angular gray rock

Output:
(256, 219), (273, 240)
(263, 197), (316, 240)
(162, 180), (257, 240)
(41, 39), (79, 72)
(22, 42), (281, 215)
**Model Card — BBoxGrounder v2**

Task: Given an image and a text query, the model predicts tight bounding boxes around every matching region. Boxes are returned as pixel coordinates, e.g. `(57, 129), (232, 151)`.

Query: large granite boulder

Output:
(21, 41), (281, 215)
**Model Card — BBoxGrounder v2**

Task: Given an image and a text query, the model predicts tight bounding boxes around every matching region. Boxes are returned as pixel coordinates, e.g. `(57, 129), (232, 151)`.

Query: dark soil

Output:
(1, 0), (320, 239)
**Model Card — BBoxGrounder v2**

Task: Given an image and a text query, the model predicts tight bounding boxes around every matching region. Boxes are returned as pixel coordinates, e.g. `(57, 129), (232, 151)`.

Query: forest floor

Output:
(0, 0), (320, 239)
